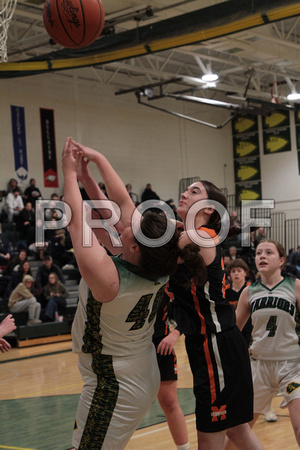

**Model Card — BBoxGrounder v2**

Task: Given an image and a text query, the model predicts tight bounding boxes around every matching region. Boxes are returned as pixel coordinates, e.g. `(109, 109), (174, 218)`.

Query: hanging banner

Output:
(40, 108), (58, 188)
(10, 105), (29, 183)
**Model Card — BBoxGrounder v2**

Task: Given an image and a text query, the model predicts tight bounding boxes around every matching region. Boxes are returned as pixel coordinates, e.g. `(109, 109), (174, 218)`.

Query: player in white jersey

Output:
(236, 240), (300, 447)
(62, 138), (203, 450)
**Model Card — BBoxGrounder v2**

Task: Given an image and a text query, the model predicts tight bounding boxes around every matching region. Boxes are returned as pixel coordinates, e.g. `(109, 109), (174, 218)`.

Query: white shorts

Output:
(251, 358), (300, 414)
(72, 345), (160, 450)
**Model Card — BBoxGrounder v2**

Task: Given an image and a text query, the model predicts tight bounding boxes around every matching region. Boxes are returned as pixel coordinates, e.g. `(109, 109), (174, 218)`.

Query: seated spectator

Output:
(8, 275), (41, 325)
(4, 248), (28, 276)
(17, 201), (35, 244)
(43, 272), (69, 322)
(6, 178), (19, 194)
(35, 255), (65, 306)
(0, 230), (12, 268)
(48, 228), (78, 270)
(44, 193), (63, 221)
(254, 227), (266, 246)
(229, 210), (241, 228)
(6, 188), (24, 222)
(229, 245), (240, 260)
(165, 198), (181, 221)
(125, 184), (138, 205)
(24, 178), (42, 210)
(5, 260), (33, 300)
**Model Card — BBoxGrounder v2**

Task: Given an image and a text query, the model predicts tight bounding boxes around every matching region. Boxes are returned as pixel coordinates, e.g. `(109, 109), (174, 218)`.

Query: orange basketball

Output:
(43, 0), (105, 49)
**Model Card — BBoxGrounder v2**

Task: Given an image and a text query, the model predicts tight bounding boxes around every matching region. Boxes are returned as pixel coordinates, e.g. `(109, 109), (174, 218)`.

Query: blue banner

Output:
(10, 105), (28, 182)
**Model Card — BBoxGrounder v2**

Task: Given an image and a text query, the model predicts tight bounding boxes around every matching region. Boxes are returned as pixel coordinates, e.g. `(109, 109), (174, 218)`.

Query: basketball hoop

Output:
(0, 0), (18, 63)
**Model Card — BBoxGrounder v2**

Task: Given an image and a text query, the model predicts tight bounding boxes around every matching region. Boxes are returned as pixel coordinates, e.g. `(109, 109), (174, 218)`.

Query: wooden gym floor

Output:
(0, 335), (298, 450)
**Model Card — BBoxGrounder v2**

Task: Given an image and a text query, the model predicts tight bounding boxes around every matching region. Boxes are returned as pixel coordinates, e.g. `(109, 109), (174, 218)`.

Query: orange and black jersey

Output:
(167, 228), (236, 335)
(153, 291), (170, 339)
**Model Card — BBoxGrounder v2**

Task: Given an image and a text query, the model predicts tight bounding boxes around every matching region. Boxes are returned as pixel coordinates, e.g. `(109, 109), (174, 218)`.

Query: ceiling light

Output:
(201, 73), (219, 82)
(287, 92), (300, 101)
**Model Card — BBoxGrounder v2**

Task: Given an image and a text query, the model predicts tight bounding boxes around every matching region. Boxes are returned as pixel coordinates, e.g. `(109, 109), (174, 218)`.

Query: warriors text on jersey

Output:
(249, 276), (300, 360)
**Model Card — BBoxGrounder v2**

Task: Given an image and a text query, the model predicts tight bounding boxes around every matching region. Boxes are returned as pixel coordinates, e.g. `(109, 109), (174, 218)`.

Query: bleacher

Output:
(0, 235), (80, 347)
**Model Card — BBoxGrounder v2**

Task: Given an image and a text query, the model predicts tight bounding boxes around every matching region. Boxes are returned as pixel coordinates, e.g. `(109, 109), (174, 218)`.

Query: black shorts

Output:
(153, 337), (178, 382)
(185, 326), (253, 433)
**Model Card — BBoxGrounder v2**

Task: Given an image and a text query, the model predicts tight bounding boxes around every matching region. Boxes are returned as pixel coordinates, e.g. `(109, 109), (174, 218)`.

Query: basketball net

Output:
(0, 0), (18, 63)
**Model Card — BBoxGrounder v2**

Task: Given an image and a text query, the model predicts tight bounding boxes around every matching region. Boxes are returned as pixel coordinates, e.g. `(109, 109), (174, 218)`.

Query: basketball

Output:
(43, 0), (105, 49)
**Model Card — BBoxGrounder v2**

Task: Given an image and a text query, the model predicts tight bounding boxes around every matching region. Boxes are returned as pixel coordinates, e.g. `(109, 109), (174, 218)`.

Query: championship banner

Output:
(10, 105), (28, 183)
(40, 108), (58, 188)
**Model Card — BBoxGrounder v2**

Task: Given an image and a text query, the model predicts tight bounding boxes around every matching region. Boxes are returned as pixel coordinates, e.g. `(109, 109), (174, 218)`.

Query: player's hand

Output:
(62, 137), (82, 175)
(0, 338), (11, 353)
(0, 314), (16, 336)
(70, 139), (100, 164)
(157, 329), (180, 355)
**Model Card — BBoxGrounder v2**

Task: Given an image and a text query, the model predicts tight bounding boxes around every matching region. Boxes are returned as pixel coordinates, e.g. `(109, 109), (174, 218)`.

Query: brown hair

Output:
(226, 258), (249, 276)
(48, 272), (60, 294)
(256, 239), (286, 260)
(136, 212), (207, 284)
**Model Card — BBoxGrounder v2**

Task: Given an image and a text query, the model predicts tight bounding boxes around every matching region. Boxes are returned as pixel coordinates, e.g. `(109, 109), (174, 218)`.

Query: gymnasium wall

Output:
(0, 74), (299, 219)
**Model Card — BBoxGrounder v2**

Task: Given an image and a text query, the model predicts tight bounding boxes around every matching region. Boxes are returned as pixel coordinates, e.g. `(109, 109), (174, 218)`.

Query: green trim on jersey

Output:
(79, 354), (119, 449)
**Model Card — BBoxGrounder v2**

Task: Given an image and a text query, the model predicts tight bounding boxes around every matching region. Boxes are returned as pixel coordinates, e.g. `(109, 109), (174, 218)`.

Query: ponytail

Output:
(178, 243), (207, 286)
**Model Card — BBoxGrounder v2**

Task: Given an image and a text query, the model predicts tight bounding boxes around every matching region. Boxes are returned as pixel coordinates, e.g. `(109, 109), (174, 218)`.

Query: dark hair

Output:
(226, 258), (249, 276)
(135, 212), (206, 284)
(12, 187), (20, 194)
(200, 180), (227, 233)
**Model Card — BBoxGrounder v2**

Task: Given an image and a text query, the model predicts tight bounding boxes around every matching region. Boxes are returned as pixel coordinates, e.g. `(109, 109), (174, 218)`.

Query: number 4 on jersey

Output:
(266, 315), (278, 337)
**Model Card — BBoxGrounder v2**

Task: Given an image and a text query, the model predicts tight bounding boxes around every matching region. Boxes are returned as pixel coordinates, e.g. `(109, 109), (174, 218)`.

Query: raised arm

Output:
(77, 156), (124, 254)
(235, 286), (251, 330)
(62, 137), (119, 302)
(77, 157), (124, 234)
(70, 138), (139, 229)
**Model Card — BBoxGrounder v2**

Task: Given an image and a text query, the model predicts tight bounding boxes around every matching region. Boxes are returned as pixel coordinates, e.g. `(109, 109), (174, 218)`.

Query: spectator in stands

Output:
(5, 260), (33, 300)
(229, 245), (239, 260)
(166, 198), (181, 221)
(254, 227), (266, 246)
(44, 193), (63, 221)
(8, 275), (41, 325)
(240, 231), (257, 277)
(43, 272), (69, 322)
(4, 248), (27, 276)
(141, 183), (160, 202)
(0, 314), (16, 353)
(6, 188), (24, 222)
(48, 228), (78, 270)
(0, 230), (12, 268)
(290, 245), (300, 278)
(6, 178), (18, 194)
(229, 210), (241, 228)
(16, 201), (35, 244)
(24, 178), (42, 210)
(6, 178), (24, 199)
(35, 255), (65, 306)
(125, 183), (138, 205)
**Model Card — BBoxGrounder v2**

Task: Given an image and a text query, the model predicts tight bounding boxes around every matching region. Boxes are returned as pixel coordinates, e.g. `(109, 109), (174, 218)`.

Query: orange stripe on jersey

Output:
(165, 282), (174, 300)
(191, 282), (206, 334)
(198, 226), (220, 245)
(203, 335), (217, 403)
